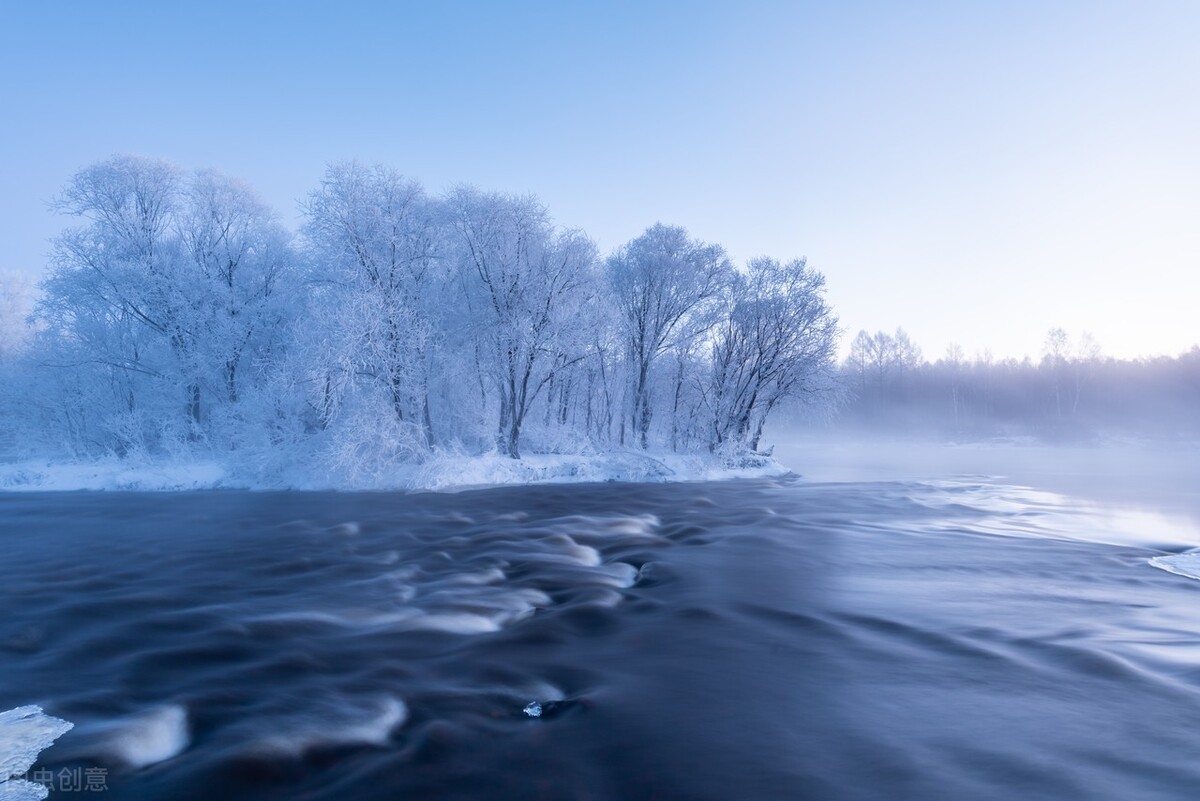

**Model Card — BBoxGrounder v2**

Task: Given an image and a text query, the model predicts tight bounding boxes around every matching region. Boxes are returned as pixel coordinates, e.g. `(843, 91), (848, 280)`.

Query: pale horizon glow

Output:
(1, 1), (1197, 362)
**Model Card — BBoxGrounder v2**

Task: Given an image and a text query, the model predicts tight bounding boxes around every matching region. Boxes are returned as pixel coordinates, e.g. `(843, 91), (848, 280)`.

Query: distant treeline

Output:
(839, 328), (1200, 440)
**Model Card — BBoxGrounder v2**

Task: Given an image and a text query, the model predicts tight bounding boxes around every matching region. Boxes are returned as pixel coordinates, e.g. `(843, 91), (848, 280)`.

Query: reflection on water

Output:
(2, 477), (1200, 800)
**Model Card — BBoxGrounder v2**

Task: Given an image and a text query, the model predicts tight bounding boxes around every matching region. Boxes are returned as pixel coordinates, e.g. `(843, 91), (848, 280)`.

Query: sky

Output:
(1, 0), (1197, 361)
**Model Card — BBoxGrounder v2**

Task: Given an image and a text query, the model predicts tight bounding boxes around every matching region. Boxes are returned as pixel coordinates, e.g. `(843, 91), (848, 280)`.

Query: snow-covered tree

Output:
(181, 169), (292, 410)
(303, 163), (442, 452)
(37, 155), (187, 451)
(1042, 327), (1102, 420)
(0, 271), (37, 358)
(29, 157), (299, 454)
(1043, 326), (1070, 419)
(0, 271), (39, 454)
(606, 224), (731, 449)
(705, 257), (838, 451)
(447, 188), (598, 458)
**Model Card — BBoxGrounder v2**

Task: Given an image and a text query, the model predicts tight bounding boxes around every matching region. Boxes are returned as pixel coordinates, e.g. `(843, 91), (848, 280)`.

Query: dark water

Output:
(4, 477), (1200, 800)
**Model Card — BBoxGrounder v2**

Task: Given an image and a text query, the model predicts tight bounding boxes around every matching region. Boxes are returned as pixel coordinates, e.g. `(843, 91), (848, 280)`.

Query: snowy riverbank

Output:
(0, 450), (789, 493)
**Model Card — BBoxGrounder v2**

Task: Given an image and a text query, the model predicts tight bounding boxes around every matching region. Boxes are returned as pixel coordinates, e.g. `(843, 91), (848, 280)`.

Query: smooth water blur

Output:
(4, 477), (1200, 800)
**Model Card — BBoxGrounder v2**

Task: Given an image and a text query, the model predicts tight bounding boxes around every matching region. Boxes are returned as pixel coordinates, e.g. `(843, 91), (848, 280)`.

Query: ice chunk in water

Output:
(1149, 552), (1200, 581)
(0, 777), (52, 801)
(0, 705), (74, 801)
(522, 702), (543, 718)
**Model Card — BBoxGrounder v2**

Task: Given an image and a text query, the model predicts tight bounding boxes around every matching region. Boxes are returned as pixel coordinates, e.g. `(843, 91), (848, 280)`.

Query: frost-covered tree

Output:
(0, 271), (39, 454)
(0, 271), (36, 358)
(29, 157), (299, 454)
(181, 169), (292, 412)
(1041, 327), (1102, 421)
(843, 327), (921, 410)
(844, 330), (872, 399)
(447, 188), (597, 458)
(705, 257), (838, 451)
(37, 155), (187, 450)
(942, 343), (966, 428)
(1043, 326), (1070, 419)
(892, 327), (922, 387)
(303, 163), (442, 452)
(607, 224), (731, 448)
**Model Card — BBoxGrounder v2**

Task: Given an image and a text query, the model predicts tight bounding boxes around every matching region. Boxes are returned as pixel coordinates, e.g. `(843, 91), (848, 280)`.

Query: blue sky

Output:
(2, 0), (1197, 359)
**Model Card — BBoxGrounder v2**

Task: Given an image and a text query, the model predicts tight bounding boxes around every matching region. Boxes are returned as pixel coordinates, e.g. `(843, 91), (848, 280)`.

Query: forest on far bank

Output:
(835, 327), (1200, 441)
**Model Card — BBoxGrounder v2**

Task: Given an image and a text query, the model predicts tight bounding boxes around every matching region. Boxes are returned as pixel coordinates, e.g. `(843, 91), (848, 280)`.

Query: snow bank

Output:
(0, 450), (789, 493)
(0, 459), (229, 492)
(411, 450), (787, 491)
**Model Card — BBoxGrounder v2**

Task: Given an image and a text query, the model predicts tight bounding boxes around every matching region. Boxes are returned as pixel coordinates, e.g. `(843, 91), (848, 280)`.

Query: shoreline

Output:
(0, 450), (790, 494)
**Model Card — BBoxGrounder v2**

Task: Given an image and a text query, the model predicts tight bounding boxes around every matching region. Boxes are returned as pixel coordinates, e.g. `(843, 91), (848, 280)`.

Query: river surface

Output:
(4, 467), (1200, 799)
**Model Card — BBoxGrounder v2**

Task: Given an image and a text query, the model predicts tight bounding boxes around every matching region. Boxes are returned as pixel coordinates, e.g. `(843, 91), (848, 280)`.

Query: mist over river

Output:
(4, 453), (1200, 799)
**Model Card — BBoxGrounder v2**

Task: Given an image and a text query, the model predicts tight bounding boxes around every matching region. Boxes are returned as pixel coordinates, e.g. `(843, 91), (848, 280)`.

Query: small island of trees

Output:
(0, 156), (840, 480)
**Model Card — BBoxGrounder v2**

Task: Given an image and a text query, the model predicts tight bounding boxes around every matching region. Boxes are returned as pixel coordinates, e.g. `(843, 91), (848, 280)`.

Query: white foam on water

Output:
(605, 514), (661, 536)
(93, 705), (189, 769)
(1149, 552), (1200, 581)
(245, 608), (500, 633)
(1, 706), (74, 801)
(535, 534), (601, 567)
(251, 696), (406, 757)
(394, 612), (504, 634)
(245, 609), (357, 627)
(446, 567), (506, 585)
(551, 514), (663, 541)
(248, 583), (550, 634)
(592, 562), (639, 588)
(575, 588), (625, 608)
(519, 681), (566, 703)
(407, 588), (552, 632)
(507, 587), (554, 608)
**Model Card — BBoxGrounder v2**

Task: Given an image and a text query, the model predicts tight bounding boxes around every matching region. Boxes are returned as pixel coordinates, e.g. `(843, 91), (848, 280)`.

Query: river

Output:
(3, 447), (1200, 799)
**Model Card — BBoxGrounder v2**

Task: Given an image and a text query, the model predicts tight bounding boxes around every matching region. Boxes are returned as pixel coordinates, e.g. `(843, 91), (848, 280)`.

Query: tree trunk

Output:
(634, 358), (651, 449)
(544, 373), (556, 427)
(422, 390), (434, 448)
(670, 359), (684, 452)
(507, 417), (522, 460)
(637, 389), (651, 450)
(225, 359), (239, 403)
(585, 368), (594, 436)
(390, 373), (406, 423)
(187, 382), (201, 439)
(558, 376), (571, 426)
(320, 374), (334, 430)
(497, 392), (513, 456)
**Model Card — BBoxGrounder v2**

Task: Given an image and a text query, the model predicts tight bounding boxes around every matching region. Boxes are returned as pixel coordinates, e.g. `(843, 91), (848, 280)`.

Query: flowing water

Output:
(3, 475), (1200, 800)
